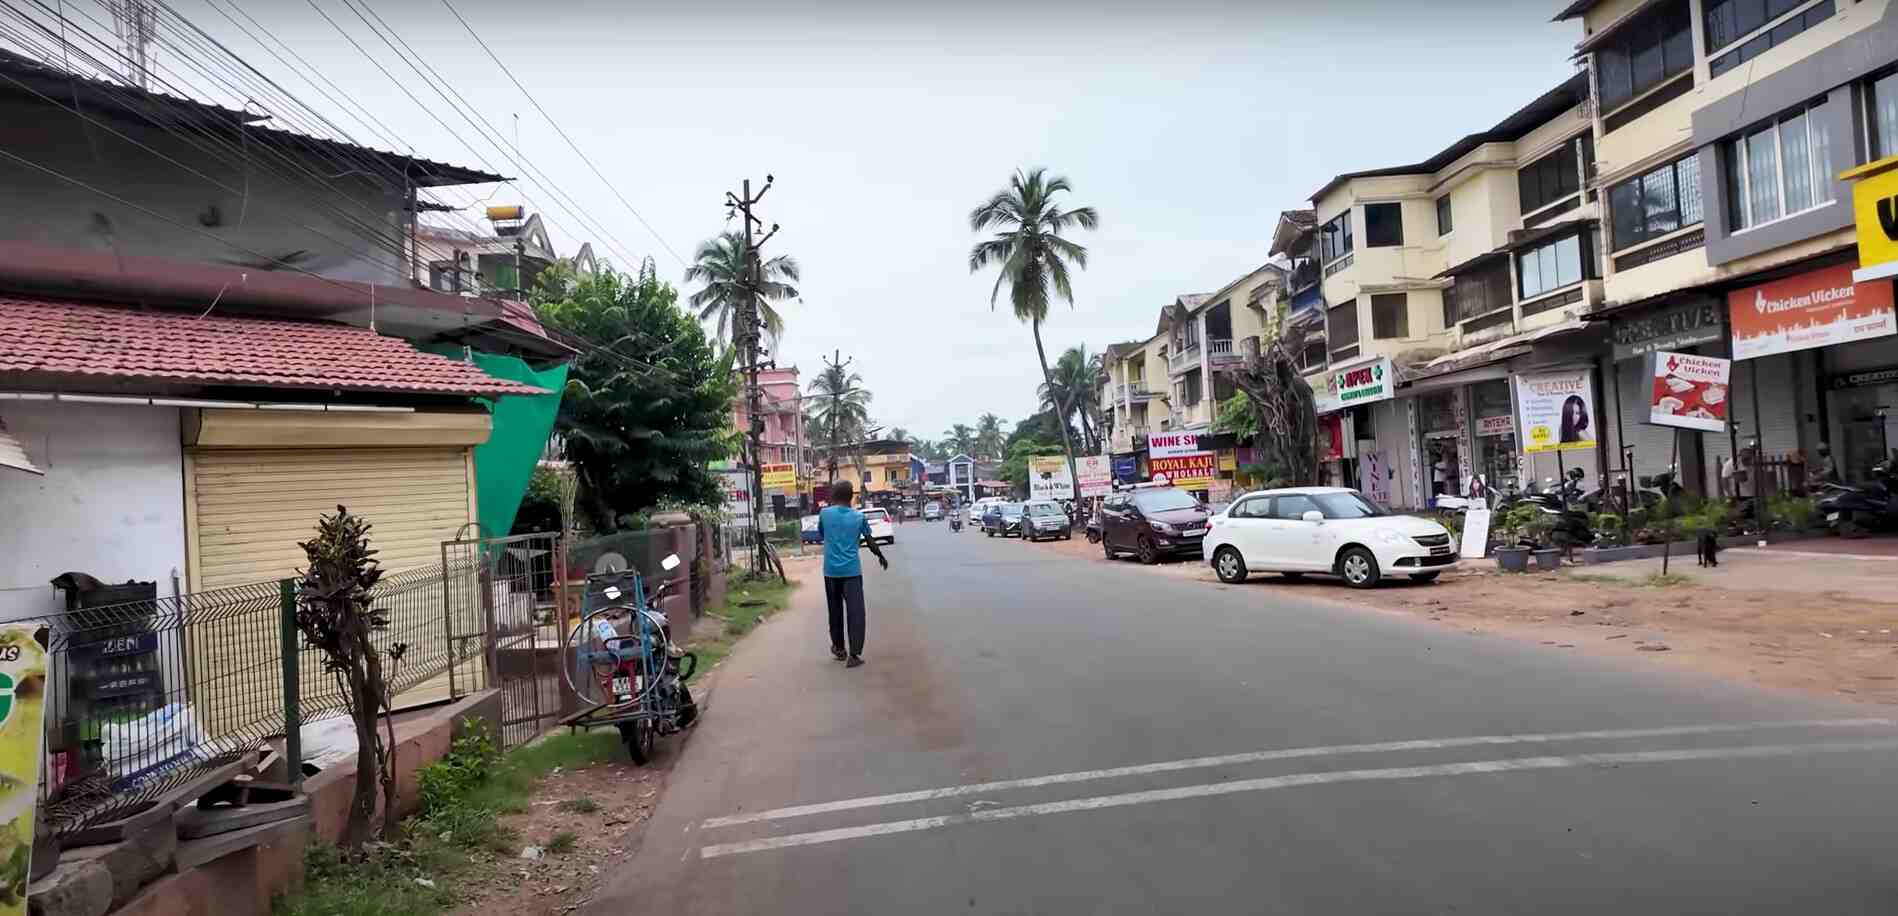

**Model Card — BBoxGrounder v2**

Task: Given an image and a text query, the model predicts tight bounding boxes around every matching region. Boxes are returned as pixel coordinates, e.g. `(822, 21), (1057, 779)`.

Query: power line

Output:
(438, 0), (687, 270)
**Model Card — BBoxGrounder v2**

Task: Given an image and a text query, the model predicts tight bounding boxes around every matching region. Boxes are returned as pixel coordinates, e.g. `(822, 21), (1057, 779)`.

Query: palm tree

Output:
(969, 168), (1098, 488)
(806, 361), (872, 483)
(942, 423), (977, 458)
(974, 413), (1005, 460)
(683, 231), (801, 346)
(1039, 345), (1102, 454)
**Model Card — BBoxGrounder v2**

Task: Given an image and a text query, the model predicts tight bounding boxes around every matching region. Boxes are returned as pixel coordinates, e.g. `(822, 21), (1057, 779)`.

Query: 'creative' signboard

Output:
(1515, 370), (1598, 454)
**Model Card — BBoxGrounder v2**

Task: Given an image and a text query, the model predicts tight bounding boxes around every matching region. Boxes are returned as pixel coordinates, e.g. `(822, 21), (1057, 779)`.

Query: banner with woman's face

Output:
(1515, 370), (1598, 454)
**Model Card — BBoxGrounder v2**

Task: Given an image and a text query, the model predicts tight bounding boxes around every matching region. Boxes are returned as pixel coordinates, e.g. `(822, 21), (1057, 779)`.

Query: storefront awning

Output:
(1405, 319), (1592, 392)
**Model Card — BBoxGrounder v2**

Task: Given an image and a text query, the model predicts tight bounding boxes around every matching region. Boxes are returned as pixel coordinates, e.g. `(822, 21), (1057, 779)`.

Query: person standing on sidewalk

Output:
(817, 479), (887, 668)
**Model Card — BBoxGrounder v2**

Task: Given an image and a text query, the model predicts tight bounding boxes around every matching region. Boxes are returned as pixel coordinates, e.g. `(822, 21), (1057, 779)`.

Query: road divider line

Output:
(700, 738), (1898, 858)
(699, 718), (1893, 829)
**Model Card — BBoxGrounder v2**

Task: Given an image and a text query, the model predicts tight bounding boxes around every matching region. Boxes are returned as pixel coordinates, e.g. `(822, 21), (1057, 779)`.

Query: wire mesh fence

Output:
(442, 532), (564, 748)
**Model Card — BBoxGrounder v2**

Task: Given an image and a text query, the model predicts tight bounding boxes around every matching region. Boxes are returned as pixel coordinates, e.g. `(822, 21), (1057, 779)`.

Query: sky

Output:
(144, 0), (1579, 440)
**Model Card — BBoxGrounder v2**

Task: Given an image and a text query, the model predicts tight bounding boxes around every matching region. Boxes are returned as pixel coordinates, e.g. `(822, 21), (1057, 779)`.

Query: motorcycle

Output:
(950, 513), (963, 532)
(567, 554), (699, 765)
(1816, 456), (1898, 537)
(1499, 470), (1595, 548)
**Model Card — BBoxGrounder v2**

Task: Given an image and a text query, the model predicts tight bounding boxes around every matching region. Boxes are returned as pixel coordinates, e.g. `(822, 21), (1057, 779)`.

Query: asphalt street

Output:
(589, 519), (1898, 915)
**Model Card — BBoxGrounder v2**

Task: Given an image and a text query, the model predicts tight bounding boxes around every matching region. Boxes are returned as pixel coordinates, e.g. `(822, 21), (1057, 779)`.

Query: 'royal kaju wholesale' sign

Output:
(1148, 453), (1216, 490)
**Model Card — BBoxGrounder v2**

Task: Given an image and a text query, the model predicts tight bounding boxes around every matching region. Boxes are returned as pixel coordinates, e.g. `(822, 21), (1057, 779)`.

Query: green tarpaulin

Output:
(426, 347), (567, 537)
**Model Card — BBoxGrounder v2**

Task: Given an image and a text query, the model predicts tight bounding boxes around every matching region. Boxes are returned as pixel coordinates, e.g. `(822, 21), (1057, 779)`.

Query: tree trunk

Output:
(343, 661), (379, 850)
(368, 648), (401, 840)
(1032, 318), (1080, 497)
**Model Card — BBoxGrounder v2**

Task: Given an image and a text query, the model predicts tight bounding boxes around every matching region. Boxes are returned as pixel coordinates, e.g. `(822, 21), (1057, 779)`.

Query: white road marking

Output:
(699, 738), (1898, 859)
(699, 718), (1892, 829)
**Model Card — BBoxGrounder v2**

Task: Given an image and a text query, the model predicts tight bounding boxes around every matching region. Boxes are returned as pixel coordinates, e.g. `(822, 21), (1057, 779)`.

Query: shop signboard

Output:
(1846, 154), (1898, 284)
(1831, 364), (1898, 390)
(1148, 452), (1216, 490)
(1147, 429), (1210, 459)
(1027, 456), (1074, 500)
(1611, 297), (1724, 360)
(1111, 454), (1139, 483)
(1075, 455), (1113, 497)
(760, 463), (796, 491)
(1476, 414), (1513, 437)
(1312, 357), (1394, 414)
(1646, 350), (1731, 433)
(1728, 263), (1896, 361)
(1514, 370), (1598, 454)
(0, 624), (47, 916)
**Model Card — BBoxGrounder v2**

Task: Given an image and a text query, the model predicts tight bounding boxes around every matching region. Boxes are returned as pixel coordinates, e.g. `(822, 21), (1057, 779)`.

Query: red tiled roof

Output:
(0, 296), (547, 397)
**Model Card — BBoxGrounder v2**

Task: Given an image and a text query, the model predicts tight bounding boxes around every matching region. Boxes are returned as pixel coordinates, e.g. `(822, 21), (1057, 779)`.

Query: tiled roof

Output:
(0, 296), (546, 397)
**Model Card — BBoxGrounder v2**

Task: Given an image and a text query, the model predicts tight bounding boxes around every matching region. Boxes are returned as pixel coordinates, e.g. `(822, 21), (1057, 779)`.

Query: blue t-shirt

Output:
(818, 505), (870, 578)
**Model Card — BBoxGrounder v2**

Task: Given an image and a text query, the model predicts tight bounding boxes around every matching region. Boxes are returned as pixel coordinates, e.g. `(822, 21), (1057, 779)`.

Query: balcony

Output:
(1205, 338), (1253, 371)
(1168, 344), (1200, 374)
(1118, 382), (1160, 403)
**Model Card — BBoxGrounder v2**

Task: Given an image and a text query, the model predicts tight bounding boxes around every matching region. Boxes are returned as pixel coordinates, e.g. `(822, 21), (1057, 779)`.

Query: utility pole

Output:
(821, 348), (851, 486)
(726, 176), (778, 576)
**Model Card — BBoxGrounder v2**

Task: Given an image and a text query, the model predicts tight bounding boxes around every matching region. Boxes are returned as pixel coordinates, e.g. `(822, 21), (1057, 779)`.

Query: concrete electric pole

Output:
(726, 176), (779, 577)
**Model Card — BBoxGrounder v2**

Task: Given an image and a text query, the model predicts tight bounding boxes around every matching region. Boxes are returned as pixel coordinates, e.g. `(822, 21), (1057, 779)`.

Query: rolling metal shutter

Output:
(188, 447), (472, 590)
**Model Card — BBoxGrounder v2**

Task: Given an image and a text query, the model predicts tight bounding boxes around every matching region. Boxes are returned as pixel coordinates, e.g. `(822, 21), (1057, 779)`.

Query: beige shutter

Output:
(188, 447), (473, 590)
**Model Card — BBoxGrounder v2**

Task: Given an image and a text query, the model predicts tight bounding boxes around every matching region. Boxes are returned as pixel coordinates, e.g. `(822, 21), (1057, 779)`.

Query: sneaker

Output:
(831, 646), (848, 661)
(845, 656), (864, 668)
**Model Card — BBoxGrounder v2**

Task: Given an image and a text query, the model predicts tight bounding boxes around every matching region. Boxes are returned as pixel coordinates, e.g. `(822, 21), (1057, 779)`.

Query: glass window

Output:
(1436, 196), (1453, 235)
(1311, 492), (1389, 518)
(1555, 236), (1582, 287)
(1779, 112), (1814, 213)
(1231, 497), (1269, 519)
(1272, 494), (1318, 520)
(1517, 234), (1585, 300)
(1597, 0), (1692, 111)
(1727, 100), (1834, 231)
(1873, 70), (1898, 160)
(1328, 300), (1359, 349)
(1370, 293), (1408, 339)
(1319, 212), (1353, 263)
(1133, 489), (1200, 512)
(1608, 154), (1703, 251)
(1519, 141), (1582, 214)
(1708, 0), (1835, 73)
(1364, 203), (1404, 247)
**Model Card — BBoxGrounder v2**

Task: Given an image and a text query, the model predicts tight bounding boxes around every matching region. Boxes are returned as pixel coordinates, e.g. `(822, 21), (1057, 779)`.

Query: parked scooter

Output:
(950, 512), (963, 532)
(1816, 456), (1898, 537)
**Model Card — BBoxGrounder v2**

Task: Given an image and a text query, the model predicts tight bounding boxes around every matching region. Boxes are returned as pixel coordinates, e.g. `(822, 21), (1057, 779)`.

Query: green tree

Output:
(1039, 345), (1102, 454)
(968, 168), (1098, 490)
(534, 261), (737, 531)
(1213, 391), (1258, 438)
(807, 361), (873, 482)
(974, 413), (1005, 460)
(998, 438), (1064, 497)
(942, 423), (977, 458)
(683, 231), (801, 345)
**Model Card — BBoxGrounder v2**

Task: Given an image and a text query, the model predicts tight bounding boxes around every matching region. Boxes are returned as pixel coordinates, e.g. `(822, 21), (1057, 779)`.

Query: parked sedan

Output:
(862, 507), (896, 545)
(1020, 500), (1073, 541)
(982, 502), (1025, 537)
(1100, 486), (1212, 563)
(1202, 487), (1457, 588)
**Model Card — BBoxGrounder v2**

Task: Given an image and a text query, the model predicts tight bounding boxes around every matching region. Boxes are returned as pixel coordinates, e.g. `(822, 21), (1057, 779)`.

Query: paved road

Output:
(590, 521), (1898, 915)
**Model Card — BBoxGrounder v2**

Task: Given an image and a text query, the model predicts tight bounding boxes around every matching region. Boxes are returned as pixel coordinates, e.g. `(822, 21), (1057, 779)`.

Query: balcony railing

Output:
(1118, 382), (1159, 402)
(1168, 345), (1199, 373)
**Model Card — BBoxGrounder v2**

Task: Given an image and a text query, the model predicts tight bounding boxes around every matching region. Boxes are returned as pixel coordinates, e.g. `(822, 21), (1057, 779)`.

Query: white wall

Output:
(0, 402), (186, 619)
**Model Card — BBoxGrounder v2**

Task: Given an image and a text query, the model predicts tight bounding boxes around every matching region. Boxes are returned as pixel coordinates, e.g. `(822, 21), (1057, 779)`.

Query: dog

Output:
(1696, 530), (1719, 568)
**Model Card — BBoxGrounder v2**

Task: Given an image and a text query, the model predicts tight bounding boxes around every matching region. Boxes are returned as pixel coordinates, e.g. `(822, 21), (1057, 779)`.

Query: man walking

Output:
(817, 479), (888, 668)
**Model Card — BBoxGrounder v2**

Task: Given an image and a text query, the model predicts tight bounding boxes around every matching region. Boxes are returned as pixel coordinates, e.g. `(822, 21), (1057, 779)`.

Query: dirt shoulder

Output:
(1033, 532), (1898, 707)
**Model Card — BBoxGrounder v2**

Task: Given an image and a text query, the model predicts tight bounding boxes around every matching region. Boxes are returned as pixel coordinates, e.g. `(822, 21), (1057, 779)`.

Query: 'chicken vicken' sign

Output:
(1646, 351), (1730, 434)
(1728, 263), (1895, 361)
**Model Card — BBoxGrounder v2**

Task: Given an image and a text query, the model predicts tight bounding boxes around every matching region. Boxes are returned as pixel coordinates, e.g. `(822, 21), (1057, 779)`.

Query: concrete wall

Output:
(0, 97), (408, 284)
(0, 401), (186, 619)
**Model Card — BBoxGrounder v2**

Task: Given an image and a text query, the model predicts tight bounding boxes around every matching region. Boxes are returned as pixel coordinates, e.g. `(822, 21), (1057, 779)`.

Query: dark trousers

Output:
(825, 575), (866, 657)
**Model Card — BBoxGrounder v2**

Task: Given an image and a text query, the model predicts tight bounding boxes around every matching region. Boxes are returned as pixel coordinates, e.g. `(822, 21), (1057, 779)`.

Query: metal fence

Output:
(27, 546), (515, 841)
(443, 532), (564, 748)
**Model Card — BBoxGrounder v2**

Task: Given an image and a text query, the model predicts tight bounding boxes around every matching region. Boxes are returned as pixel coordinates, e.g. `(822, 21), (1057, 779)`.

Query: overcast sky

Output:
(159, 0), (1579, 440)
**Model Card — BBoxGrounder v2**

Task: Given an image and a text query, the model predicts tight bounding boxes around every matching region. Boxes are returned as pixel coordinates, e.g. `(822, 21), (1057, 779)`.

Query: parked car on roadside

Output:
(1100, 485), (1212, 563)
(924, 501), (943, 521)
(970, 497), (1006, 524)
(982, 502), (1024, 538)
(1202, 487), (1457, 588)
(1021, 500), (1073, 541)
(863, 507), (896, 545)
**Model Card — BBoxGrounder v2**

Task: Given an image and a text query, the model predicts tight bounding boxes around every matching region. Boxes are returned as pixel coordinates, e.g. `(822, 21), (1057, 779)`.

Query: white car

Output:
(1202, 487), (1457, 588)
(924, 502), (943, 521)
(862, 507), (896, 545)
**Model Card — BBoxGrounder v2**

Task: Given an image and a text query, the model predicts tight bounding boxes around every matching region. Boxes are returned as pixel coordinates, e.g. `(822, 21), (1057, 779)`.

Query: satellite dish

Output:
(593, 552), (628, 574)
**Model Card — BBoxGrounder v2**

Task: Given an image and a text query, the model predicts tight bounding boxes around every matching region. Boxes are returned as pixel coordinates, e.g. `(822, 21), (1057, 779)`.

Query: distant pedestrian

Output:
(817, 480), (888, 668)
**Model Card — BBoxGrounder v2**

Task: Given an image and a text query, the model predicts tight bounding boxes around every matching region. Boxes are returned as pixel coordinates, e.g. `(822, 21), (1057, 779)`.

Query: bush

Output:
(417, 718), (500, 816)
(1771, 493), (1816, 530)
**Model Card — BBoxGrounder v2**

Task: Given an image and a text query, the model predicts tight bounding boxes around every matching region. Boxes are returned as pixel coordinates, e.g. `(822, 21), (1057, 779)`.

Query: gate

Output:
(441, 532), (567, 748)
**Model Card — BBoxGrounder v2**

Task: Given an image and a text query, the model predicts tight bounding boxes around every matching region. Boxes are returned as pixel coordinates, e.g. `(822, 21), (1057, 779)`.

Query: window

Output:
(1132, 489), (1201, 512)
(1271, 494), (1318, 520)
(1607, 153), (1702, 251)
(1370, 293), (1409, 339)
(1310, 491), (1388, 518)
(1183, 370), (1202, 407)
(1364, 203), (1404, 247)
(1707, 1), (1834, 77)
(1447, 259), (1513, 323)
(1595, 0), (1693, 112)
(1298, 338), (1326, 372)
(1516, 233), (1587, 300)
(1724, 100), (1834, 232)
(1230, 496), (1270, 519)
(1870, 70), (1898, 161)
(492, 262), (520, 291)
(1327, 300), (1359, 353)
(1519, 140), (1583, 214)
(1319, 211), (1353, 263)
(1436, 196), (1453, 236)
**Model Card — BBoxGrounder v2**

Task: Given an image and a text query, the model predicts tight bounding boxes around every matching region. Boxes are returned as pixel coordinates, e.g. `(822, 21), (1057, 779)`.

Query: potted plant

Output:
(1493, 502), (1539, 573)
(1524, 512), (1562, 571)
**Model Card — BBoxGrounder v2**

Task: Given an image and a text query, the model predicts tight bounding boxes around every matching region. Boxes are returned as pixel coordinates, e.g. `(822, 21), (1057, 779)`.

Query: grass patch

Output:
(277, 724), (622, 916)
(685, 573), (796, 669)
(1562, 573), (1627, 585)
(557, 797), (599, 814)
(546, 831), (578, 854)
(1641, 572), (1694, 588)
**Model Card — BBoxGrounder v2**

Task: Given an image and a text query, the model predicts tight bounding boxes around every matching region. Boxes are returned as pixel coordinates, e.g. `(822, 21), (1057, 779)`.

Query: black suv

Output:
(1099, 486), (1212, 564)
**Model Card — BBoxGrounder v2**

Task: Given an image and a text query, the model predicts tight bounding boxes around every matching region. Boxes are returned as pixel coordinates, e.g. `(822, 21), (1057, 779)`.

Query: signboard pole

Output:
(1663, 429), (1679, 575)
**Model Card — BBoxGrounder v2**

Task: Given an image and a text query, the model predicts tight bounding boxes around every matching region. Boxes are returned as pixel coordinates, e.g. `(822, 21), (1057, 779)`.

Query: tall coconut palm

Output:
(1039, 345), (1102, 454)
(684, 231), (801, 346)
(974, 413), (1005, 460)
(806, 361), (871, 483)
(942, 423), (977, 458)
(969, 168), (1098, 488)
